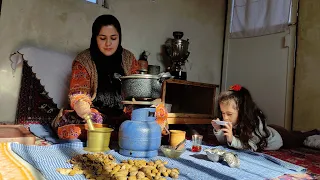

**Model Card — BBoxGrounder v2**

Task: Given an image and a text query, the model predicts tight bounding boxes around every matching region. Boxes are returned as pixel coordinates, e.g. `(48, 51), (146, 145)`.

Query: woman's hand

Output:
(74, 100), (91, 119)
(211, 118), (221, 131)
(222, 122), (233, 143)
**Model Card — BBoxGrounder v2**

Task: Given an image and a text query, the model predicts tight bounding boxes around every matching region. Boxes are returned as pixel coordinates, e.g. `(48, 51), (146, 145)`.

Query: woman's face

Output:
(96, 25), (119, 56)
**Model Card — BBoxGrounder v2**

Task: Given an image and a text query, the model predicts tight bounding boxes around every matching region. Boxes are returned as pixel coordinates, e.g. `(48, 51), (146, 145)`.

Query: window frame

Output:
(0, 0), (2, 15)
(86, 0), (109, 9)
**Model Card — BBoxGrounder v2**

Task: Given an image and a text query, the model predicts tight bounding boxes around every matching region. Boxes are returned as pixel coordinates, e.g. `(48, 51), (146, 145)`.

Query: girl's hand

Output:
(211, 118), (221, 131)
(222, 122), (233, 143)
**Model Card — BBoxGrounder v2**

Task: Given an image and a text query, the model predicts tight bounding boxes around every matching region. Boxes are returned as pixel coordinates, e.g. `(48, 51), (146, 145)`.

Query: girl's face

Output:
(96, 25), (119, 56)
(219, 99), (239, 126)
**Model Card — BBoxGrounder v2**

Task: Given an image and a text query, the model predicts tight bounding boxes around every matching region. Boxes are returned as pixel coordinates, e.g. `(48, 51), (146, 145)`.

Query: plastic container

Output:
(169, 130), (186, 150)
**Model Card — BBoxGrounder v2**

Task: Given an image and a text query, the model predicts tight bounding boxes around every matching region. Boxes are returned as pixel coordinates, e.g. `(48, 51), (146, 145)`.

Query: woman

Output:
(52, 15), (169, 140)
(51, 15), (140, 139)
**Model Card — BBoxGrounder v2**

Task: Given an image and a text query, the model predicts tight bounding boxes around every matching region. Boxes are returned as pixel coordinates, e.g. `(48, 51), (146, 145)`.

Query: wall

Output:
(221, 1), (296, 128)
(222, 31), (295, 127)
(0, 0), (226, 123)
(293, 0), (320, 131)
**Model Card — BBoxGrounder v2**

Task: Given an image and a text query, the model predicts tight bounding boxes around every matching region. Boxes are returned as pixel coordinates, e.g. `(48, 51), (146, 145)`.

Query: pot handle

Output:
(113, 73), (122, 81)
(157, 72), (172, 83)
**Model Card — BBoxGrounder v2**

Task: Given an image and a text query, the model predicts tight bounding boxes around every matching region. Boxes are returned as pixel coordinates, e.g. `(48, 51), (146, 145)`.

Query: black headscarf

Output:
(90, 14), (125, 109)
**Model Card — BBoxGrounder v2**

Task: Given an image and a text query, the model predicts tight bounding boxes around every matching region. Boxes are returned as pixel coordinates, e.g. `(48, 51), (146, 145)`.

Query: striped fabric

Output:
(0, 142), (42, 180)
(10, 141), (306, 180)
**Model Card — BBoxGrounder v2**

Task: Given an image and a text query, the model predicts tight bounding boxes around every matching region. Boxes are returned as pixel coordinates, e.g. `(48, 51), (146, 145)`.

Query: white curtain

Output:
(230, 0), (292, 39)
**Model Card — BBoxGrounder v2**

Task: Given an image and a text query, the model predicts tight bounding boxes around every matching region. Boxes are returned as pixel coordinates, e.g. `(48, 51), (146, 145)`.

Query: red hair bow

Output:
(229, 84), (242, 91)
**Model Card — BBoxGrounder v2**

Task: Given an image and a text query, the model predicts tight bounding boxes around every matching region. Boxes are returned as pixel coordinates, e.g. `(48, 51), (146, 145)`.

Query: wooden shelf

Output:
(167, 113), (213, 119)
(164, 79), (217, 88)
(167, 118), (213, 124)
(162, 79), (219, 125)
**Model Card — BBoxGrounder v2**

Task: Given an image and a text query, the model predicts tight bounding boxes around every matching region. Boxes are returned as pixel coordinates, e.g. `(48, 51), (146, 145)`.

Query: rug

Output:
(15, 60), (59, 125)
(264, 147), (320, 179)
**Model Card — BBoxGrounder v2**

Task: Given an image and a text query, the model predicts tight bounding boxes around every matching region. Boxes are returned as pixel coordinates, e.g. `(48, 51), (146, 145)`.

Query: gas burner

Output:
(122, 98), (162, 106)
(122, 100), (154, 105)
(132, 97), (155, 101)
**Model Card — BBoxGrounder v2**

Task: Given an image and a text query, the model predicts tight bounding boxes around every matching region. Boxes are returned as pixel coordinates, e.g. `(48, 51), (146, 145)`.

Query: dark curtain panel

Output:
(0, 0), (2, 15)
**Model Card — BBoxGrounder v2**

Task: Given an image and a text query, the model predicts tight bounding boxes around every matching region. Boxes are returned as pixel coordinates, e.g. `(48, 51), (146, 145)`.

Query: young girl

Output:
(212, 84), (319, 152)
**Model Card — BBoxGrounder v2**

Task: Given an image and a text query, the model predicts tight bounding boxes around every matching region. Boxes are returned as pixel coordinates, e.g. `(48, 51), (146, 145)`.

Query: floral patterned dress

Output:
(52, 49), (168, 140)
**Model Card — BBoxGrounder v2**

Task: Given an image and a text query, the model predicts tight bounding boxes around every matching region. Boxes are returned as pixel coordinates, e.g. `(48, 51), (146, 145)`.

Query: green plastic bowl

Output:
(160, 145), (185, 158)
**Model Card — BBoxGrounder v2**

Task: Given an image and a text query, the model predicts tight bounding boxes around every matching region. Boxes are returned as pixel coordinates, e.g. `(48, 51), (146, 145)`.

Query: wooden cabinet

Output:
(161, 79), (219, 125)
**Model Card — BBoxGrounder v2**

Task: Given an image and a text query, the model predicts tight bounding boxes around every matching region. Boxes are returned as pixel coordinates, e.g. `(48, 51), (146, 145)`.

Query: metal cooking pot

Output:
(114, 72), (171, 100)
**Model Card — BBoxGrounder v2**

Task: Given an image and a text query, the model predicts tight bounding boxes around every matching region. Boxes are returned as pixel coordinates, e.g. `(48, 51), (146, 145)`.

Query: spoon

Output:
(175, 139), (186, 150)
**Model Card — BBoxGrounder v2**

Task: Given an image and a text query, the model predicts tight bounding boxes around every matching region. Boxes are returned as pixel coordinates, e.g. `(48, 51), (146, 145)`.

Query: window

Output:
(85, 0), (109, 9)
(86, 0), (96, 3)
(229, 0), (292, 38)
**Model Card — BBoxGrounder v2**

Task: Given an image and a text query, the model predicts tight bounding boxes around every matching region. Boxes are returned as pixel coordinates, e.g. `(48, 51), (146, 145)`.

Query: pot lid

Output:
(119, 72), (171, 79)
(120, 74), (159, 79)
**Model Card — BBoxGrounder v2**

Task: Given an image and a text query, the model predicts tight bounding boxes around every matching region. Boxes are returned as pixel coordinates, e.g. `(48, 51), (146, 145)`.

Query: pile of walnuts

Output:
(57, 153), (179, 180)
